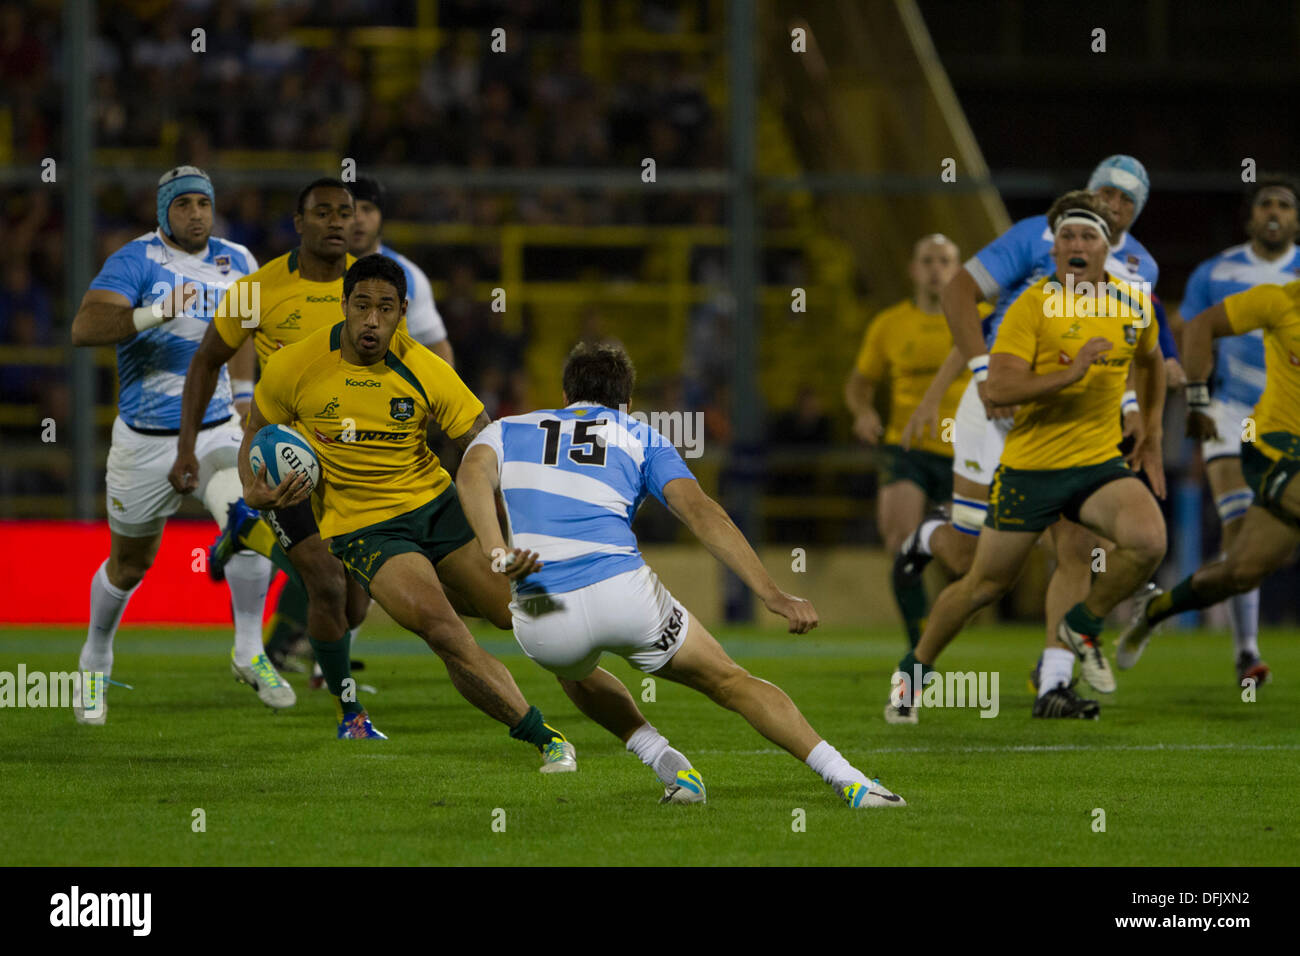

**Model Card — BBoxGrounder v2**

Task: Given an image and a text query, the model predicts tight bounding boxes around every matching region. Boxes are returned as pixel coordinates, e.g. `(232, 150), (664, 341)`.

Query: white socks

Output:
(805, 740), (869, 791)
(1037, 647), (1075, 698)
(81, 560), (138, 677)
(1227, 586), (1260, 658)
(915, 518), (943, 557)
(626, 724), (692, 786)
(226, 551), (273, 665)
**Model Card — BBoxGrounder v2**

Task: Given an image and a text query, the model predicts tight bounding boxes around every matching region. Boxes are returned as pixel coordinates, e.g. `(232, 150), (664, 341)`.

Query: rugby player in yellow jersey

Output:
(169, 180), (391, 716)
(846, 235), (970, 552)
(1117, 280), (1300, 672)
(899, 171), (1161, 701)
(885, 196), (1168, 722)
(241, 254), (575, 760)
(845, 235), (972, 646)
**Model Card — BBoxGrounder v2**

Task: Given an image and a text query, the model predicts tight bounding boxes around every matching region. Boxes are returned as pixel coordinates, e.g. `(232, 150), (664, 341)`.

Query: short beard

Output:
(172, 232), (208, 255)
(1254, 231), (1292, 253)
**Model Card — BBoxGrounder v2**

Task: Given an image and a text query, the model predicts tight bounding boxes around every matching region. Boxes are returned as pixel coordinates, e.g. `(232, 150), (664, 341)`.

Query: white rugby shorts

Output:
(105, 414), (243, 536)
(510, 565), (689, 680)
(952, 377), (1014, 485)
(1200, 397), (1254, 462)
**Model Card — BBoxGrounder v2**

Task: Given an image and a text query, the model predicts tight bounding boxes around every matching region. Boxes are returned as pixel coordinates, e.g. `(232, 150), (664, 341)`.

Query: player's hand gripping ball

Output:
(249, 424), (320, 492)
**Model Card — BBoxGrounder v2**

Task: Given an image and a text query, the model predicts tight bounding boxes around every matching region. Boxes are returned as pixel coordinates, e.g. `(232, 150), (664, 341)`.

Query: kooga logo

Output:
(50, 885), (151, 936)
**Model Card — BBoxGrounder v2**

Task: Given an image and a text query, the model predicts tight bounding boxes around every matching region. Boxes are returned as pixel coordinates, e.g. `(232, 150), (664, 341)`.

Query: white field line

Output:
(695, 743), (1300, 756)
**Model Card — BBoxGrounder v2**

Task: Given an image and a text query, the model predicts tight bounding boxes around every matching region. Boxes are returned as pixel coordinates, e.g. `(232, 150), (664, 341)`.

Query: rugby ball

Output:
(249, 424), (320, 492)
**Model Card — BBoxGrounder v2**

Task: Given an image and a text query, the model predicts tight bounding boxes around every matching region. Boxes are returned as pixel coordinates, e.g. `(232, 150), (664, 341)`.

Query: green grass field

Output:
(2, 622), (1297, 866)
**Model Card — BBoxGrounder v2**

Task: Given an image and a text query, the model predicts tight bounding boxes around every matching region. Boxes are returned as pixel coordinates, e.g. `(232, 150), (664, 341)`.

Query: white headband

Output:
(1054, 208), (1111, 241)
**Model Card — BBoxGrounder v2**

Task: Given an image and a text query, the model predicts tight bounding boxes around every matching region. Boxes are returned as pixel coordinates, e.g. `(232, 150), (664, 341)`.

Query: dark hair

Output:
(1242, 174), (1300, 224)
(350, 176), (386, 213)
(562, 342), (636, 408)
(297, 177), (353, 214)
(1046, 189), (1116, 238)
(343, 254), (406, 302)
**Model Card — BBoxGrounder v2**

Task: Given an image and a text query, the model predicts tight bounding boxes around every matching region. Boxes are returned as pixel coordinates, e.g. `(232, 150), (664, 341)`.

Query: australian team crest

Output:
(390, 397), (415, 421)
(214, 254), (231, 274)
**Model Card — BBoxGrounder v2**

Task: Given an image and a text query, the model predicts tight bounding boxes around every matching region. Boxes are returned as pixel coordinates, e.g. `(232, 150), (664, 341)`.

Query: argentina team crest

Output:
(214, 254), (232, 274)
(390, 397), (415, 421)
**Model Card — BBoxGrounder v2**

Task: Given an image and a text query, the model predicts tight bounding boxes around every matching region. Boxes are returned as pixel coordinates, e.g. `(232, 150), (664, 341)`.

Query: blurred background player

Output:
(246, 254), (570, 753)
(347, 175), (454, 366)
(886, 196), (1167, 722)
(891, 158), (1171, 697)
(1120, 278), (1300, 670)
(171, 178), (378, 729)
(68, 166), (288, 723)
(1170, 176), (1300, 687)
(459, 341), (906, 808)
(844, 234), (971, 646)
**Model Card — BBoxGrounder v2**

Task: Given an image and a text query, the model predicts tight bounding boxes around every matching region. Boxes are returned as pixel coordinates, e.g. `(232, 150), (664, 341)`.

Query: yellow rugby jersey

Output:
(1223, 281), (1300, 440)
(853, 299), (977, 456)
(992, 273), (1158, 469)
(213, 249), (406, 366)
(255, 323), (484, 538)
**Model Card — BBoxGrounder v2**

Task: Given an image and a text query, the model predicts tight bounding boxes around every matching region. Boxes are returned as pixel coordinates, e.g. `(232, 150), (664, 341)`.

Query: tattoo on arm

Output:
(453, 410), (492, 452)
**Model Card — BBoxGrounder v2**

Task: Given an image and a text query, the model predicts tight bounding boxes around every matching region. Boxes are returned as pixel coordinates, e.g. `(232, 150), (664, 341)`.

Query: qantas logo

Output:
(1290, 351), (1300, 367)
(1058, 350), (1073, 365)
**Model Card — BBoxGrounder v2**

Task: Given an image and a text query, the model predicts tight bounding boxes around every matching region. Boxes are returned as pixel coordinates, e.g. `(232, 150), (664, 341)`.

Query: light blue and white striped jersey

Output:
(469, 403), (697, 595)
(89, 230), (257, 431)
(378, 243), (447, 348)
(1181, 242), (1300, 408)
(967, 214), (1159, 348)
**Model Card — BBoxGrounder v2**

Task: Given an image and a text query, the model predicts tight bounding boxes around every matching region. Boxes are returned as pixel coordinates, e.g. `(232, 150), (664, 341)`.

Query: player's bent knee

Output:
(417, 611), (473, 656)
(1128, 531), (1167, 570)
(964, 567), (1012, 606)
(1227, 560), (1270, 594)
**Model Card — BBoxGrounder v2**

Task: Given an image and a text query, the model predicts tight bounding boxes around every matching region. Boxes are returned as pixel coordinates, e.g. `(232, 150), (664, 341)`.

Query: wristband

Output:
(967, 352), (989, 383)
(231, 379), (254, 402)
(1121, 390), (1139, 414)
(1186, 381), (1210, 410)
(132, 305), (165, 332)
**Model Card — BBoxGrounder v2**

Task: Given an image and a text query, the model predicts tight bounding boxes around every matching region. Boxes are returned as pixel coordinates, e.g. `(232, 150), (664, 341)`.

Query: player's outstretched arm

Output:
(70, 285), (193, 347)
(843, 370), (883, 445)
(168, 322), (238, 494)
(663, 478), (818, 634)
(457, 444), (541, 581)
(228, 338), (256, 427)
(1129, 343), (1168, 499)
(1183, 302), (1231, 443)
(901, 345), (965, 449)
(941, 269), (990, 362)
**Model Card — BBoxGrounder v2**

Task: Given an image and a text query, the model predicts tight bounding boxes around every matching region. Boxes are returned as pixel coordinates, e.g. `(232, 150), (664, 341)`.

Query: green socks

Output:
(896, 650), (934, 695)
(893, 581), (928, 649)
(509, 705), (566, 752)
(1146, 577), (1201, 626)
(309, 631), (362, 717)
(1064, 602), (1106, 638)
